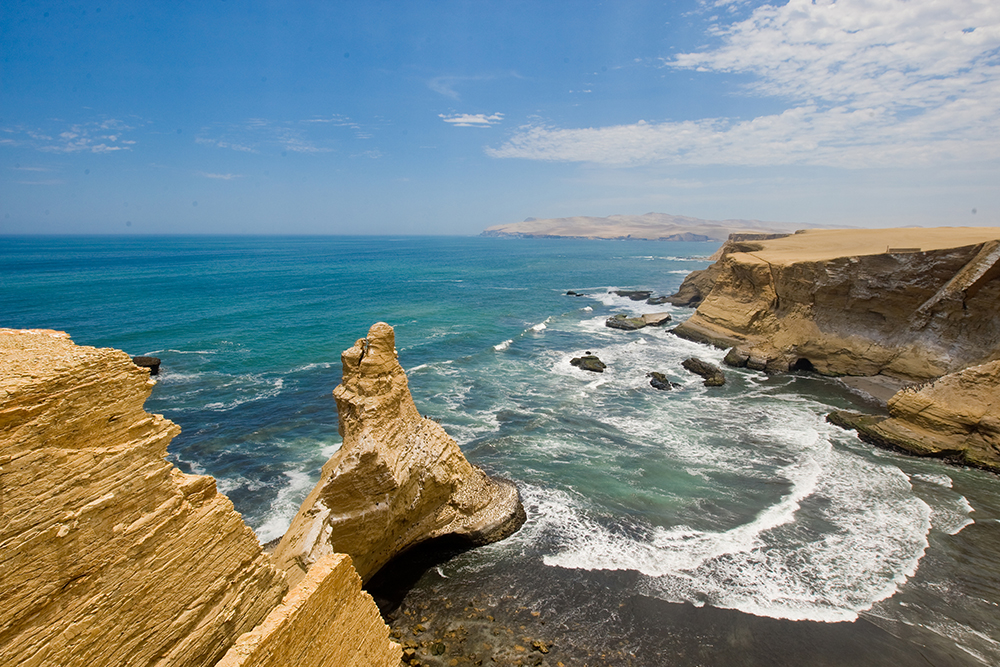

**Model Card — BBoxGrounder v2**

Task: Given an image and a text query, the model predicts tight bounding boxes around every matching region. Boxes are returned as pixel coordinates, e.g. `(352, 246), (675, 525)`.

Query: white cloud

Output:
(2, 118), (140, 153)
(198, 172), (243, 180)
(488, 0), (1000, 168)
(439, 113), (504, 128)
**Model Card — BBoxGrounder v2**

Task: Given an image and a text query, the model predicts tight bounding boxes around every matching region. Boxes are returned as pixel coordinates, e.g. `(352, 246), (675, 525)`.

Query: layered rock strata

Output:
(217, 554), (399, 667)
(828, 360), (1000, 471)
(0, 328), (400, 667)
(672, 228), (1000, 380)
(273, 322), (526, 586)
(0, 329), (288, 667)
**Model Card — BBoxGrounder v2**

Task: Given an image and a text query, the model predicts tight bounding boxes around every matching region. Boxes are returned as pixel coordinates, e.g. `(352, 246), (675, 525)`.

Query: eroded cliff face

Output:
(830, 360), (1000, 471)
(672, 228), (1000, 380)
(273, 322), (526, 586)
(0, 329), (287, 667)
(0, 328), (400, 667)
(217, 554), (399, 667)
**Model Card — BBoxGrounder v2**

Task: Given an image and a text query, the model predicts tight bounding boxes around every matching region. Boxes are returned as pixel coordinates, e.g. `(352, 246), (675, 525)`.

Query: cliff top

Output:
(746, 227), (1000, 265)
(0, 329), (107, 397)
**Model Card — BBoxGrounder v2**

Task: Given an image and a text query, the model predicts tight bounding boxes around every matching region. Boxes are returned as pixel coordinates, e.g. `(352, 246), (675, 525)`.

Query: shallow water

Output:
(3, 235), (999, 665)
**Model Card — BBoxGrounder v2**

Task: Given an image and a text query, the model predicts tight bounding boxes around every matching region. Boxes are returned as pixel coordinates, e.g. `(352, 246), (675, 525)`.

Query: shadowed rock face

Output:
(829, 360), (1000, 472)
(273, 323), (526, 587)
(672, 229), (1000, 380)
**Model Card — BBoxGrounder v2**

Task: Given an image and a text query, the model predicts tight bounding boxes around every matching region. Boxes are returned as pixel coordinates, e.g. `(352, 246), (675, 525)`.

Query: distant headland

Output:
(480, 212), (811, 241)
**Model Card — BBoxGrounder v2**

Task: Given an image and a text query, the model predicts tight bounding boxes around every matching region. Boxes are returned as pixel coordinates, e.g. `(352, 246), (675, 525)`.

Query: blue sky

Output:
(2, 0), (998, 234)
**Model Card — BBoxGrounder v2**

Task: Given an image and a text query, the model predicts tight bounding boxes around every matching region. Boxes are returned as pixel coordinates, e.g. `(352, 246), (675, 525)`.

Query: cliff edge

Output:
(0, 328), (399, 666)
(273, 322), (526, 586)
(829, 360), (1000, 472)
(672, 227), (1000, 380)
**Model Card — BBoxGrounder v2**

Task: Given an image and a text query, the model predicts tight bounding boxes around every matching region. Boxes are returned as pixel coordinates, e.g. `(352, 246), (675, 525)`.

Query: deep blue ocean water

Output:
(3, 235), (1000, 666)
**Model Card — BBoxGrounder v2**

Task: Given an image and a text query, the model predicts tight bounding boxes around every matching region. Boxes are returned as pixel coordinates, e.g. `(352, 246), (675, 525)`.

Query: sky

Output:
(2, 0), (999, 235)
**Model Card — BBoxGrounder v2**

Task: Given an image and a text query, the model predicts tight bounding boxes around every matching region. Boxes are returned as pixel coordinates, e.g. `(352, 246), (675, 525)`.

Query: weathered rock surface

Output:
(672, 228), (1000, 380)
(570, 354), (607, 372)
(681, 357), (726, 386)
(0, 328), (289, 667)
(605, 312), (672, 331)
(273, 323), (526, 587)
(216, 554), (399, 667)
(605, 314), (646, 330)
(828, 360), (1000, 472)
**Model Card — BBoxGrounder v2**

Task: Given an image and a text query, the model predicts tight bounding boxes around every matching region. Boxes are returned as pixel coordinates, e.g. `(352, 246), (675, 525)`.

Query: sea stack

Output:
(273, 322), (526, 586)
(0, 328), (400, 667)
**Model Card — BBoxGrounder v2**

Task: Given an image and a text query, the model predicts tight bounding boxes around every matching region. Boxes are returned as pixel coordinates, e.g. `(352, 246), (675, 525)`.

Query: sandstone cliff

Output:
(217, 554), (399, 667)
(829, 360), (1000, 472)
(0, 328), (399, 667)
(273, 322), (526, 586)
(672, 228), (1000, 380)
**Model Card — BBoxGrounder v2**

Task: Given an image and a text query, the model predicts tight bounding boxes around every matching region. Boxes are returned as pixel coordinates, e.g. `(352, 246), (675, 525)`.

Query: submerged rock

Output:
(610, 289), (652, 301)
(681, 357), (726, 386)
(571, 354), (607, 373)
(273, 323), (526, 586)
(646, 296), (670, 305)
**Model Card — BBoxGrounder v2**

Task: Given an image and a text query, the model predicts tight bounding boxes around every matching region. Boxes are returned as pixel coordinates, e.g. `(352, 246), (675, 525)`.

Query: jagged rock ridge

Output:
(0, 328), (400, 667)
(273, 322), (526, 586)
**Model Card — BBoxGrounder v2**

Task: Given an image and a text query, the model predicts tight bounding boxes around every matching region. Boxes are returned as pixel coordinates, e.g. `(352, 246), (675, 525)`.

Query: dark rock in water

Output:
(566, 290), (584, 296)
(646, 296), (670, 305)
(647, 372), (680, 391)
(682, 357), (725, 386)
(610, 289), (653, 301)
(570, 354), (606, 373)
(131, 356), (161, 375)
(606, 314), (646, 330)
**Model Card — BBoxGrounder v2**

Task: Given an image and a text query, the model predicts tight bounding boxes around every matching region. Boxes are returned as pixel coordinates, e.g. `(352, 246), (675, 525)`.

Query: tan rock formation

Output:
(0, 328), (287, 667)
(672, 228), (1000, 380)
(273, 322), (525, 586)
(829, 360), (1000, 472)
(216, 553), (399, 667)
(1, 328), (399, 667)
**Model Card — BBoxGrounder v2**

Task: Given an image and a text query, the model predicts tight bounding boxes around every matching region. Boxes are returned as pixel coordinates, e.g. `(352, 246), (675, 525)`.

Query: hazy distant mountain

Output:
(481, 212), (808, 242)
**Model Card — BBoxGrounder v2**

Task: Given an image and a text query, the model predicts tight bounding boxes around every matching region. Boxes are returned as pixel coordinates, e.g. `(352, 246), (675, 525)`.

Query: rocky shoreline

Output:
(666, 227), (1000, 472)
(0, 324), (528, 667)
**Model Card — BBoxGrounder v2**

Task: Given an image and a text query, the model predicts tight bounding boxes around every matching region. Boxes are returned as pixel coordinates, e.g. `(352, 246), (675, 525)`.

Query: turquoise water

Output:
(3, 235), (999, 665)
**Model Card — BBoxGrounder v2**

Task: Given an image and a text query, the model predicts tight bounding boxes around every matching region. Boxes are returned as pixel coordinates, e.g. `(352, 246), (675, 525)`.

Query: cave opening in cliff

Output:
(364, 534), (477, 615)
(792, 358), (815, 372)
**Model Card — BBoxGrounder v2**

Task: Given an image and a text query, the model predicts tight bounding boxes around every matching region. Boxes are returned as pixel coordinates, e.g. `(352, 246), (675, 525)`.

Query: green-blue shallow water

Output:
(3, 235), (999, 665)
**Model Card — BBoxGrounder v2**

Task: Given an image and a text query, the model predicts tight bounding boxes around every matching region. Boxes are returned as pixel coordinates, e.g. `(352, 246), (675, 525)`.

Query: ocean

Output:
(3, 235), (999, 666)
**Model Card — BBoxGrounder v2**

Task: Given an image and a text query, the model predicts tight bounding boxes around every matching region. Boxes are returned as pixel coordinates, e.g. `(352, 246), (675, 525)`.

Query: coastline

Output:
(4, 235), (1000, 665)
